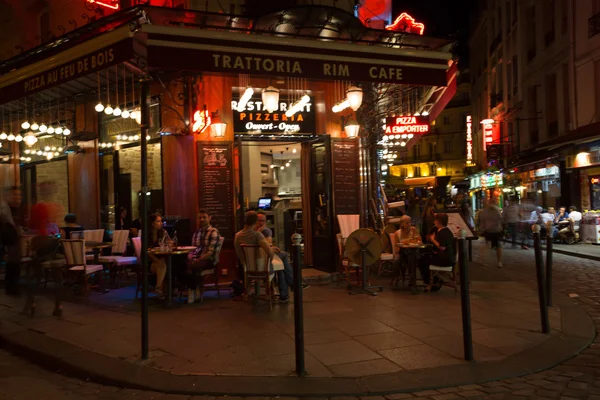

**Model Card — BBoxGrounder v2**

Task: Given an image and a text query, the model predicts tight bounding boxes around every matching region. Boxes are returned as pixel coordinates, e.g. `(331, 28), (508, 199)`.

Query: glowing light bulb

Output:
(121, 110), (130, 119)
(36, 150), (42, 156)
(30, 122), (39, 131)
(104, 104), (113, 115)
(63, 128), (71, 136)
(55, 127), (63, 134)
(113, 106), (122, 116)
(44, 146), (50, 151)
(15, 134), (22, 142)
(0, 133), (6, 140)
(7, 134), (15, 141)
(47, 127), (55, 134)
(146, 135), (151, 140)
(292, 148), (297, 153)
(21, 121), (30, 130)
(39, 124), (47, 132)
(95, 102), (105, 112)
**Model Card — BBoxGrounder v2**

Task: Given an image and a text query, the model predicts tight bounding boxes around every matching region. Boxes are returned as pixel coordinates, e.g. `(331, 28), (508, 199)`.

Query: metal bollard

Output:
(533, 225), (550, 334)
(292, 243), (306, 376)
(458, 231), (474, 361)
(545, 222), (553, 307)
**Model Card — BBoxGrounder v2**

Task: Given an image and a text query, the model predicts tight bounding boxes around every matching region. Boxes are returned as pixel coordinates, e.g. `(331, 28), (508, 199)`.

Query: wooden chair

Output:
(240, 244), (275, 310)
(197, 237), (225, 302)
(99, 230), (137, 285)
(378, 232), (397, 276)
(60, 239), (104, 294)
(83, 229), (104, 243)
(427, 240), (459, 293)
(336, 233), (360, 284)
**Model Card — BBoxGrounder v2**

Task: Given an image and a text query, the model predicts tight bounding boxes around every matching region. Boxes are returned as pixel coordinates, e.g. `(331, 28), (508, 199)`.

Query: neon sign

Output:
(481, 118), (494, 150)
(193, 108), (211, 133)
(86, 0), (120, 10)
(466, 115), (474, 165)
(385, 116), (429, 135)
(385, 13), (425, 35)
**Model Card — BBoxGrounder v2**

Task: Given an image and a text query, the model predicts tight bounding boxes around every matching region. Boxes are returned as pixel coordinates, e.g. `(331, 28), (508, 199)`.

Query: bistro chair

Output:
(70, 231), (84, 239)
(60, 239), (104, 295)
(84, 229), (105, 243)
(427, 239), (459, 294)
(336, 233), (360, 284)
(98, 230), (137, 285)
(240, 244), (275, 310)
(196, 237), (225, 303)
(378, 232), (398, 276)
(132, 237), (157, 299)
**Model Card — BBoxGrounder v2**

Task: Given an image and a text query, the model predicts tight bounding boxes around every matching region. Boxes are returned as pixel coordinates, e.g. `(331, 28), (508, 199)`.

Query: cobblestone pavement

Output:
(2, 240), (600, 399)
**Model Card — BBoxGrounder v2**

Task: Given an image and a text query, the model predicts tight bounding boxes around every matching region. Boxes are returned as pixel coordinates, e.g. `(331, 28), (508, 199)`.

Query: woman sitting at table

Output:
(148, 213), (167, 297)
(393, 216), (421, 284)
(418, 213), (455, 293)
(60, 214), (84, 239)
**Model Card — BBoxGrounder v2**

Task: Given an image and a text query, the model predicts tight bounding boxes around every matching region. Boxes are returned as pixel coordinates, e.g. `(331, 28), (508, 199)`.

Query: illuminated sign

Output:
(231, 94), (316, 134)
(86, 0), (120, 10)
(592, 177), (600, 185)
(386, 13), (425, 35)
(192, 107), (211, 133)
(466, 116), (473, 165)
(481, 119), (494, 150)
(384, 116), (430, 135)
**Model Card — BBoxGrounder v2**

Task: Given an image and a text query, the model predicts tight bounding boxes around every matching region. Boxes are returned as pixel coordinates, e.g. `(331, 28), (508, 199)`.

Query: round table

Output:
(396, 243), (431, 294)
(149, 247), (195, 307)
(85, 242), (115, 264)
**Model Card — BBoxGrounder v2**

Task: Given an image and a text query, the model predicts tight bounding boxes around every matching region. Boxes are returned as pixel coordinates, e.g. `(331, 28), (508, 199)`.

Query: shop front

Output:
(468, 171), (503, 211)
(573, 146), (600, 212)
(503, 162), (561, 209)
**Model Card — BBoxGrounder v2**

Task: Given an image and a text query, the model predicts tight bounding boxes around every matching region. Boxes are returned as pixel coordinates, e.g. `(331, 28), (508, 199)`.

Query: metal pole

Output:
(140, 79), (150, 360)
(458, 234), (473, 361)
(545, 223), (553, 307)
(533, 226), (550, 334)
(292, 243), (306, 376)
(468, 239), (473, 261)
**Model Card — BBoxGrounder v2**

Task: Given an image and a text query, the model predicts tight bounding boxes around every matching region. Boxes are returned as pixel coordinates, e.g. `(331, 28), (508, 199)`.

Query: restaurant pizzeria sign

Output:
(385, 116), (430, 134)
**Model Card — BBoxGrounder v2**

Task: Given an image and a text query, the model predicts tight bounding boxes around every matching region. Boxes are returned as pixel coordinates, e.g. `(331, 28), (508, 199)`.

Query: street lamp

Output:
(346, 86), (363, 111)
(344, 118), (360, 138)
(210, 113), (227, 138)
(262, 86), (279, 113)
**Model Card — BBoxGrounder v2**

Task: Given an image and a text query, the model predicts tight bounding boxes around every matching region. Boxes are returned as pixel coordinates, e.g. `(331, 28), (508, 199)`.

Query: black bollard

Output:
(546, 228), (553, 307)
(533, 228), (550, 334)
(292, 243), (306, 376)
(458, 235), (474, 361)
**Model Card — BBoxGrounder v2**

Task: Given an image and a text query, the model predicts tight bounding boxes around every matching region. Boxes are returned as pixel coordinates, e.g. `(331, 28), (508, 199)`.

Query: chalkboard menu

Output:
(332, 139), (359, 214)
(197, 142), (235, 241)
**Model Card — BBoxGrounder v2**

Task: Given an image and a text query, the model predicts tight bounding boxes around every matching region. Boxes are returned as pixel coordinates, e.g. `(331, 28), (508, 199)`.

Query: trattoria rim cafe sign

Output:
(0, 40), (133, 104)
(231, 94), (316, 134)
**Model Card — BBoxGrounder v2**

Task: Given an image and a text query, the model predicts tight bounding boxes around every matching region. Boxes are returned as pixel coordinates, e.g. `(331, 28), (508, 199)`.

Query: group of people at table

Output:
(392, 212), (456, 293)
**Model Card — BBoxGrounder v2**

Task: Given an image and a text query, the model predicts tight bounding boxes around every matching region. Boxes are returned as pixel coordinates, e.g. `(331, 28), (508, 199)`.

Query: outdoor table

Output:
(149, 246), (195, 307)
(396, 243), (430, 295)
(85, 242), (115, 264)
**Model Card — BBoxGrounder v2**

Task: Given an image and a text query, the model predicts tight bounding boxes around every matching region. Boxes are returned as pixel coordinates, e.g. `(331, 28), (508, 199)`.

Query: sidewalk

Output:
(0, 259), (594, 396)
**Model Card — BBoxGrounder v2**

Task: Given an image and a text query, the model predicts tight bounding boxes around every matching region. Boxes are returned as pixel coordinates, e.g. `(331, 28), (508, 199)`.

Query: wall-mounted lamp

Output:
(344, 117), (360, 139)
(210, 111), (227, 138)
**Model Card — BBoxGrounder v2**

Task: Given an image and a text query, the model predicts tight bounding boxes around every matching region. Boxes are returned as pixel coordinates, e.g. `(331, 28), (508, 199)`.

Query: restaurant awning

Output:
(403, 177), (435, 187)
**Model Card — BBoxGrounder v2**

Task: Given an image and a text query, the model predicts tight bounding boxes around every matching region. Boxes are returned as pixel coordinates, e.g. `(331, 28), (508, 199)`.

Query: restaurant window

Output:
(413, 144), (420, 161)
(414, 166), (421, 177)
(401, 168), (408, 177)
(35, 160), (69, 225)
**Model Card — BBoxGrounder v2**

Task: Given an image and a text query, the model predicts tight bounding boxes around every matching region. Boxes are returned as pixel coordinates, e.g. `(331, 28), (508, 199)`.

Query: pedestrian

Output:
(479, 197), (504, 268)
(503, 197), (520, 248)
(421, 196), (437, 242)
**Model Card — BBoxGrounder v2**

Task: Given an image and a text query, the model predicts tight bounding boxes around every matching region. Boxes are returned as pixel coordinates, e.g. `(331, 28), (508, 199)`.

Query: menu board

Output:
(197, 142), (235, 241)
(332, 139), (359, 215)
(436, 211), (477, 239)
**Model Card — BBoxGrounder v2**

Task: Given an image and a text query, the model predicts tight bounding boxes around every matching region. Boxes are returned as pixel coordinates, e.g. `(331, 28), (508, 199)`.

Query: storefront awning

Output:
(403, 177), (435, 187)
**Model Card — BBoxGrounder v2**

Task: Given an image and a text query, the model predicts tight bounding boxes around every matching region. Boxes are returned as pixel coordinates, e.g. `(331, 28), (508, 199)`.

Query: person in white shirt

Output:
(503, 198), (520, 248)
(558, 206), (582, 243)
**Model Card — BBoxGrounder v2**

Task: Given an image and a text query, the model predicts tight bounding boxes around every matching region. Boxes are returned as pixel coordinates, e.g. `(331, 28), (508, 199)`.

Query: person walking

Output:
(503, 197), (520, 248)
(479, 197), (504, 268)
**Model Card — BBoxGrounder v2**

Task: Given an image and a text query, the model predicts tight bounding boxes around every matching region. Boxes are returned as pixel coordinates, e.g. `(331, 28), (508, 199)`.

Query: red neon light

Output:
(193, 109), (212, 133)
(86, 0), (120, 10)
(385, 13), (425, 35)
(483, 123), (494, 150)
(385, 116), (430, 134)
(466, 116), (473, 163)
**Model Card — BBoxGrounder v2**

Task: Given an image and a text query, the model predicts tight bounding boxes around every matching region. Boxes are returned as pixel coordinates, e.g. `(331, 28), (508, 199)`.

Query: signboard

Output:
(386, 13), (426, 35)
(435, 211), (476, 239)
(356, 0), (392, 29)
(331, 139), (360, 214)
(0, 39), (133, 104)
(147, 46), (449, 87)
(197, 142), (235, 241)
(483, 121), (494, 150)
(384, 116), (430, 135)
(466, 116), (474, 165)
(231, 94), (316, 134)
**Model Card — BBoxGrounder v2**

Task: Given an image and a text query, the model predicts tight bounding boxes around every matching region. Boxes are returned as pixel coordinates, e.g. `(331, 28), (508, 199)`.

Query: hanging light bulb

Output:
(58, 147), (63, 152)
(7, 134), (15, 141)
(285, 162), (290, 167)
(262, 86), (280, 113)
(292, 148), (297, 154)
(47, 126), (55, 134)
(30, 122), (39, 131)
(44, 146), (51, 151)
(36, 150), (43, 156)
(95, 102), (105, 112)
(24, 133), (37, 146)
(14, 134), (22, 142)
(400, 141), (407, 147)
(344, 118), (360, 138)
(55, 127), (63, 134)
(280, 165), (285, 170)
(0, 132), (6, 140)
(113, 106), (122, 116)
(39, 123), (47, 132)
(237, 87), (254, 112)
(46, 152), (53, 160)
(121, 109), (130, 119)
(21, 121), (30, 130)
(104, 104), (113, 115)
(129, 110), (137, 119)
(63, 128), (71, 136)
(135, 112), (141, 125)
(346, 86), (363, 111)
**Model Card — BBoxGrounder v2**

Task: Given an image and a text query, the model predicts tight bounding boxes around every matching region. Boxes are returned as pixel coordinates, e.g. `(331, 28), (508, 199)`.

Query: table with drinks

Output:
(149, 239), (196, 307)
(395, 226), (430, 295)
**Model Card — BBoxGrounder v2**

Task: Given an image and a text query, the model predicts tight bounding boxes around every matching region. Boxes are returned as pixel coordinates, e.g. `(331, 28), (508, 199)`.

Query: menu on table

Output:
(197, 142), (235, 241)
(332, 139), (359, 215)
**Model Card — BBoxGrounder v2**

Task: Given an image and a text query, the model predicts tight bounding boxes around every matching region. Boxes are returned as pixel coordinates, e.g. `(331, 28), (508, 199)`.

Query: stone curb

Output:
(0, 292), (595, 397)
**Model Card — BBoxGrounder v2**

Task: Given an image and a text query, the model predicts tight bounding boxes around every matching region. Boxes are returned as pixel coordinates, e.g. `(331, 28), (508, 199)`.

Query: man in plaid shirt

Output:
(186, 210), (220, 303)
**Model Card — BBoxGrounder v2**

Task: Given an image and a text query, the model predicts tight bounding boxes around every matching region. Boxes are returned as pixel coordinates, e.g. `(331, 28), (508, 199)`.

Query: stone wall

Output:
(119, 143), (162, 220)
(35, 160), (69, 223)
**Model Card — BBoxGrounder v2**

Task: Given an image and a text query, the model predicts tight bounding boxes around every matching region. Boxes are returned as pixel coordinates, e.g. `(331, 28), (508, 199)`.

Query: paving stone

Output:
(455, 391), (485, 398)
(535, 389), (560, 398)
(456, 385), (484, 391)
(527, 379), (553, 387)
(561, 372), (585, 378)
(560, 388), (590, 398)
(548, 376), (572, 383)
(430, 394), (460, 400)
(411, 391), (440, 397)
(384, 395), (414, 399)
(504, 383), (536, 391)
(480, 387), (509, 394)
(436, 388), (460, 394)
(360, 397), (386, 400)
(567, 382), (588, 390)
(512, 389), (536, 396)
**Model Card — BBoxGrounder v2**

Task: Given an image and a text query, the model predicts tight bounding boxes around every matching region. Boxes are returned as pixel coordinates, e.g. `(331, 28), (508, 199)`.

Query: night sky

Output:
(392, 0), (474, 37)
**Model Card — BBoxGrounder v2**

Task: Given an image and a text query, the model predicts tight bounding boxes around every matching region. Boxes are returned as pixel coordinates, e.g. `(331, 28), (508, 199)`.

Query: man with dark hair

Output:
(186, 210), (220, 303)
(418, 212), (455, 292)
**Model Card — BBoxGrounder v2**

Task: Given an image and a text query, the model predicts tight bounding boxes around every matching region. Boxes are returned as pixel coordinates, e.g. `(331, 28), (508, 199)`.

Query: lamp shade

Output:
(344, 118), (360, 138)
(210, 115), (227, 138)
(346, 86), (363, 111)
(262, 86), (280, 113)
(24, 132), (38, 147)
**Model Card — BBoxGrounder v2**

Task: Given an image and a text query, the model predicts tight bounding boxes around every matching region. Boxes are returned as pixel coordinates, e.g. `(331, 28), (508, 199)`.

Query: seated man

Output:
(558, 206), (582, 242)
(186, 210), (220, 304)
(418, 213), (455, 292)
(553, 206), (570, 239)
(255, 211), (308, 301)
(235, 211), (287, 302)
